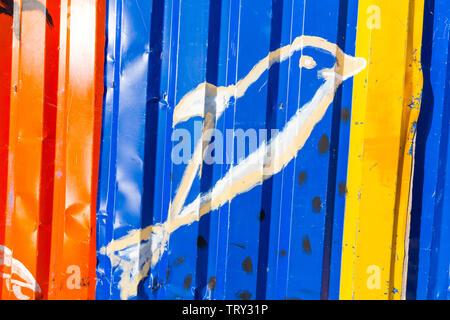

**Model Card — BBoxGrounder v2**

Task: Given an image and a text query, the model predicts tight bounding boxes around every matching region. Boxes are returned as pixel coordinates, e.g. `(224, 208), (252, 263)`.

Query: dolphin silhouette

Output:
(99, 35), (367, 300)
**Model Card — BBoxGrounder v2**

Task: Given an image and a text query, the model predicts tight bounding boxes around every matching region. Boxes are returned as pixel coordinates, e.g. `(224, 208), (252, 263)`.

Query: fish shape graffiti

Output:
(0, 0), (53, 39)
(99, 35), (367, 300)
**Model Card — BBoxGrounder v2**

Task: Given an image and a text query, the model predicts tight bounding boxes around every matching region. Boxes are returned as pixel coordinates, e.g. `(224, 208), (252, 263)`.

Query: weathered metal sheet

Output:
(0, 0), (105, 300)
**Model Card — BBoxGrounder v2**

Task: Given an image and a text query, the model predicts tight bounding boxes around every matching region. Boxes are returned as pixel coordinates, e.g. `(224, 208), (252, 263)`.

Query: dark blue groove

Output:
(320, 0), (349, 300)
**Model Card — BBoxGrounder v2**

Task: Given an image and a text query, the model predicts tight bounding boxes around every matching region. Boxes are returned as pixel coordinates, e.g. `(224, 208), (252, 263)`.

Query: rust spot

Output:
(298, 171), (307, 186)
(312, 197), (322, 213)
(183, 274), (193, 290)
(242, 257), (253, 274)
(341, 108), (350, 122)
(280, 250), (287, 257)
(318, 134), (330, 154)
(208, 276), (217, 291)
(302, 236), (312, 255)
(237, 290), (252, 300)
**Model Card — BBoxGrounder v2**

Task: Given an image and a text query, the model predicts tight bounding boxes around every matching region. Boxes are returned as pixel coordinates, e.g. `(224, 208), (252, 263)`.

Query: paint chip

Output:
(312, 197), (323, 213)
(318, 134), (330, 154)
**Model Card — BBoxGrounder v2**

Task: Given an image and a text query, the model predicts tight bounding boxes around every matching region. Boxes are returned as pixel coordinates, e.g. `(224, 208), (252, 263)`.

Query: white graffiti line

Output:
(0, 245), (41, 300)
(168, 113), (215, 222)
(100, 35), (367, 300)
(172, 35), (365, 127)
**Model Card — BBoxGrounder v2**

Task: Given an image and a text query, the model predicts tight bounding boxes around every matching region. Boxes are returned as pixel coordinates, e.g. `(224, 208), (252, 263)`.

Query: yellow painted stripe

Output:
(340, 0), (424, 300)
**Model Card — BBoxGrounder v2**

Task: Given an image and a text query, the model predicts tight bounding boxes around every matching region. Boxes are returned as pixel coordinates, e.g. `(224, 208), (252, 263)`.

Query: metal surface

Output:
(340, 0), (424, 300)
(0, 0), (105, 300)
(407, 0), (450, 301)
(1, 0), (450, 301)
(95, 0), (421, 300)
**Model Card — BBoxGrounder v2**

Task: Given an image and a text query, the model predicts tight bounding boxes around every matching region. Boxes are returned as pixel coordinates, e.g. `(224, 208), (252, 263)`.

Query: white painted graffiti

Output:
(100, 35), (367, 299)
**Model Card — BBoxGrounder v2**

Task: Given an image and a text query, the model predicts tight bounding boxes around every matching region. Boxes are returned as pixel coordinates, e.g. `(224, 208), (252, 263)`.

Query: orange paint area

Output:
(0, 0), (105, 300)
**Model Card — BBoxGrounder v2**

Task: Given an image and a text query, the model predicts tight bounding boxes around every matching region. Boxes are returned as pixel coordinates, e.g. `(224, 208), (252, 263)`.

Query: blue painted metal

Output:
(96, 0), (161, 299)
(407, 0), (450, 301)
(96, 0), (360, 300)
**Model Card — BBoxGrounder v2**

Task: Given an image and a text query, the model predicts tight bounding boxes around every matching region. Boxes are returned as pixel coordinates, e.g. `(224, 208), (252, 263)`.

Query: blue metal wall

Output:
(94, 0), (450, 301)
(407, 0), (450, 301)
(95, 0), (360, 300)
(2, 0), (450, 301)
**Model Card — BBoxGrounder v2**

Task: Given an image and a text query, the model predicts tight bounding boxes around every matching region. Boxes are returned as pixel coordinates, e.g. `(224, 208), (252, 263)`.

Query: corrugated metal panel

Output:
(1, 0), (449, 301)
(341, 0), (424, 300)
(94, 0), (421, 300)
(0, 0), (105, 300)
(407, 0), (450, 301)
